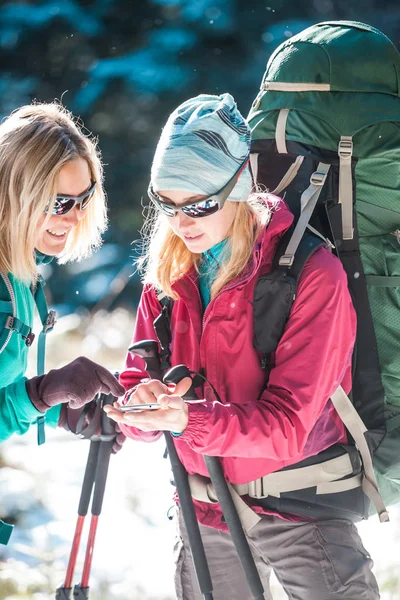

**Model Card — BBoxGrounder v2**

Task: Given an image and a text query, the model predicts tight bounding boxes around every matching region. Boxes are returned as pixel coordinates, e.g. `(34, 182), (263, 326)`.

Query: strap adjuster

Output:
(43, 309), (57, 334)
(5, 316), (14, 331)
(338, 139), (353, 159)
(310, 171), (326, 186)
(248, 478), (265, 499)
(278, 254), (294, 267)
(24, 332), (35, 347)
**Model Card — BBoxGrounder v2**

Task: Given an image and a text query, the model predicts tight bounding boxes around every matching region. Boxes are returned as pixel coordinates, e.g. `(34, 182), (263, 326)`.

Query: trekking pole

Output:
(56, 392), (117, 600)
(56, 441), (100, 600)
(164, 366), (266, 600)
(130, 341), (214, 600)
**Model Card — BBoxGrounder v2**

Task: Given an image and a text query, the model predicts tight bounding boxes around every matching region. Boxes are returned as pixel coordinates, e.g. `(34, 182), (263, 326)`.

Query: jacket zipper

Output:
(0, 272), (16, 354)
(187, 275), (206, 332)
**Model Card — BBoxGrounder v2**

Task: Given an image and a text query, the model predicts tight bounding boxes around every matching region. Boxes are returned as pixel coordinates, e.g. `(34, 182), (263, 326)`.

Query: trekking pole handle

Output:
(129, 341), (198, 397)
(78, 441), (101, 516)
(129, 340), (163, 381)
(98, 390), (119, 439)
(91, 441), (113, 516)
(163, 365), (198, 401)
(88, 374), (122, 443)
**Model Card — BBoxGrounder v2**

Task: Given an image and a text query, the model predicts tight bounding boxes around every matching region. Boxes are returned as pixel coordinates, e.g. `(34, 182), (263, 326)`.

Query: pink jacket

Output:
(120, 199), (356, 528)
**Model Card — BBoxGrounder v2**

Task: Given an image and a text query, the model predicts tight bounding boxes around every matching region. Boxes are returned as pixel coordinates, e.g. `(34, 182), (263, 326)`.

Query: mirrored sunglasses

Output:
(45, 181), (96, 216)
(148, 158), (249, 219)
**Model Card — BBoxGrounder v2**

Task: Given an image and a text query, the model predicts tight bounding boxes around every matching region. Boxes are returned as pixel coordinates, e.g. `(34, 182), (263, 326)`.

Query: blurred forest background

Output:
(1, 1), (400, 599)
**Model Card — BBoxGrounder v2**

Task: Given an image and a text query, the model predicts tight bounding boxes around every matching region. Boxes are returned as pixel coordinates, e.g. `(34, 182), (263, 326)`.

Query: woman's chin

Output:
(35, 232), (69, 256)
(182, 233), (208, 251)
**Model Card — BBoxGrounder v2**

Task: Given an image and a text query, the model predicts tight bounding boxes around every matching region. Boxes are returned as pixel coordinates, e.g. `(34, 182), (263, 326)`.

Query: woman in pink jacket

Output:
(105, 94), (378, 600)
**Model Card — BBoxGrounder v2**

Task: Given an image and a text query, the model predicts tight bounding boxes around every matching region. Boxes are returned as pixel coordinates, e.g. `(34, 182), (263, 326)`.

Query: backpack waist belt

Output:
(188, 385), (389, 526)
(188, 452), (358, 533)
(234, 453), (359, 497)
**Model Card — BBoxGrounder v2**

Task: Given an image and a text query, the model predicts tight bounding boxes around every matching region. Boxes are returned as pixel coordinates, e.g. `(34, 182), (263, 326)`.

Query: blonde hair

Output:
(0, 102), (107, 282)
(138, 193), (272, 300)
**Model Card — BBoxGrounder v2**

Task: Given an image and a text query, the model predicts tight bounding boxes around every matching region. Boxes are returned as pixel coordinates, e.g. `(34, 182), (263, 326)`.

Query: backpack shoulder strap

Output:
(0, 271), (16, 355)
(0, 272), (54, 445)
(0, 272), (35, 354)
(31, 275), (56, 446)
(254, 233), (326, 372)
(31, 275), (56, 376)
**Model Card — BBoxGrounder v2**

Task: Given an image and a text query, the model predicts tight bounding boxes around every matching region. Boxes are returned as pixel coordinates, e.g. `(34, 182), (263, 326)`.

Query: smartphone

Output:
(116, 403), (161, 413)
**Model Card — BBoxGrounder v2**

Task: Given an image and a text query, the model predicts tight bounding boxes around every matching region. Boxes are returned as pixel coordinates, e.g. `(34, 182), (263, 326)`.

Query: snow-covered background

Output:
(0, 310), (399, 599)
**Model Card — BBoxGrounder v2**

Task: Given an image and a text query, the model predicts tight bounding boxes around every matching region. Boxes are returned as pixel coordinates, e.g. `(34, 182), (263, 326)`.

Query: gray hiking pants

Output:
(174, 511), (379, 600)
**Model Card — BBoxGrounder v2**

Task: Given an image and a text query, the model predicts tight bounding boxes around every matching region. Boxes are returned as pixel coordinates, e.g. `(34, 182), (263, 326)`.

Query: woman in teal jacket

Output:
(0, 103), (124, 544)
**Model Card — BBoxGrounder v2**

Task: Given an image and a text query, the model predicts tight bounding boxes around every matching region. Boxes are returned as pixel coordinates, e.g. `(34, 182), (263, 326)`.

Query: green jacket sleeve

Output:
(0, 377), (61, 443)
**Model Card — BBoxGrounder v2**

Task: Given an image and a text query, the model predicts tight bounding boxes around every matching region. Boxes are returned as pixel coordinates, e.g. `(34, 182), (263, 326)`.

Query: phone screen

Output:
(117, 403), (161, 413)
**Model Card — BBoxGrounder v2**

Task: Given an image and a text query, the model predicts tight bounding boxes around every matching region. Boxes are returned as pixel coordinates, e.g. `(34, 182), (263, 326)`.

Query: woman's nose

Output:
(64, 205), (86, 226)
(175, 211), (194, 227)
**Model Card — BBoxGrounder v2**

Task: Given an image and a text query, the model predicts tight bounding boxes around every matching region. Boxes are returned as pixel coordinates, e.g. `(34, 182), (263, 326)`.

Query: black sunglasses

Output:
(45, 180), (96, 216)
(148, 158), (249, 219)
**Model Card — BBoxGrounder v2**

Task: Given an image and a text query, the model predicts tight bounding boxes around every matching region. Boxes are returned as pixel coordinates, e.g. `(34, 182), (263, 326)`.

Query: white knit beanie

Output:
(151, 93), (252, 201)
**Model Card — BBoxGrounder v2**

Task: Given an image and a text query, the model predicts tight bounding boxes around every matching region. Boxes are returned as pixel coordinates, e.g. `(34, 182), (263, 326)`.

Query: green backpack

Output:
(247, 20), (400, 518)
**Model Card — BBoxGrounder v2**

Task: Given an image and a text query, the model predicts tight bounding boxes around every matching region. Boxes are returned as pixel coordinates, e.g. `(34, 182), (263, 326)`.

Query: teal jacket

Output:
(0, 270), (61, 443)
(0, 263), (61, 544)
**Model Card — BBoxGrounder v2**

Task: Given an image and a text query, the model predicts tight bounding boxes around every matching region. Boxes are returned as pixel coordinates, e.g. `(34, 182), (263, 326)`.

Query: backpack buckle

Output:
(24, 332), (35, 347)
(42, 309), (57, 334)
(310, 171), (326, 186)
(278, 254), (294, 267)
(338, 138), (353, 159)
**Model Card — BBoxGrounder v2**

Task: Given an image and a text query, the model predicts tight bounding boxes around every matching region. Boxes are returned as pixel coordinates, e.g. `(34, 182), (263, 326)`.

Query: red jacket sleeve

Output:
(118, 285), (164, 443)
(180, 249), (356, 459)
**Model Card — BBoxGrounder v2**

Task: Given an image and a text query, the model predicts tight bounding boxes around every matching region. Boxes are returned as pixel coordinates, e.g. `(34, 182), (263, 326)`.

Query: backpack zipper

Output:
(0, 272), (16, 354)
